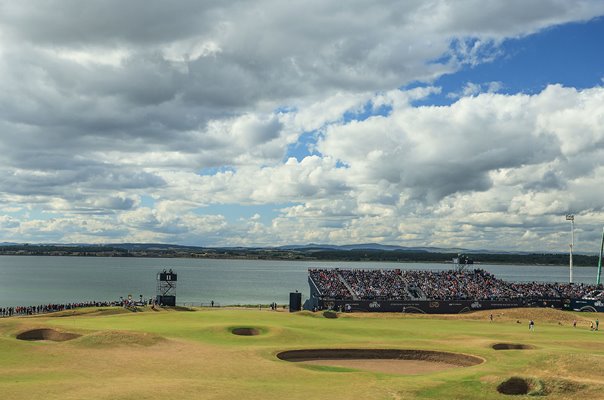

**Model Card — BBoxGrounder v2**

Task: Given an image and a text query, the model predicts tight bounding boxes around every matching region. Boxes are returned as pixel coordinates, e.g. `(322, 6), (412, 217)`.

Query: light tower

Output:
(565, 214), (574, 283)
(597, 227), (603, 286)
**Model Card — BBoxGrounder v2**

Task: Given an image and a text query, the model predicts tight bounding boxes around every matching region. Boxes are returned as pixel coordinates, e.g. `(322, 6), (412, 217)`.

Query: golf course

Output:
(1, 306), (602, 399)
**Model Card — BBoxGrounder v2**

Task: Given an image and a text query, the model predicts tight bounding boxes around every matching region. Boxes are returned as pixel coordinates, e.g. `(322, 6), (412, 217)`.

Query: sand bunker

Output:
(231, 327), (261, 336)
(492, 343), (535, 350)
(497, 377), (550, 396)
(497, 377), (531, 395)
(16, 328), (81, 342)
(323, 311), (338, 319)
(277, 349), (484, 375)
(173, 306), (196, 312)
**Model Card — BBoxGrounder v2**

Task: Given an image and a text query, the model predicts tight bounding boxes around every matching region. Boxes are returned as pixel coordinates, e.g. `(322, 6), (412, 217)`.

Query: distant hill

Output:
(0, 241), (579, 255)
(275, 242), (528, 254)
(0, 242), (595, 265)
(277, 243), (450, 252)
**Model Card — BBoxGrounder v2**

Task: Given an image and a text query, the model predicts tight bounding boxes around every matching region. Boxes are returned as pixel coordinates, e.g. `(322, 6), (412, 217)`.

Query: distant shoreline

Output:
(0, 249), (598, 267)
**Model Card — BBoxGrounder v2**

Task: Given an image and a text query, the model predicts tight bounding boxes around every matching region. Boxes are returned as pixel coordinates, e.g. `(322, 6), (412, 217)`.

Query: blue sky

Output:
(285, 16), (604, 160)
(0, 1), (604, 251)
(428, 16), (604, 103)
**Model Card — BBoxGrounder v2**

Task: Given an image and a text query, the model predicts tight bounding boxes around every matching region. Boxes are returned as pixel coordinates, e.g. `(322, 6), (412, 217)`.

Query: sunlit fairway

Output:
(1, 307), (602, 400)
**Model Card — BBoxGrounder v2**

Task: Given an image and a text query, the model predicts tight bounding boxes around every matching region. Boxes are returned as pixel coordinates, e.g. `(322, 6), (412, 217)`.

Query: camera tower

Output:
(156, 269), (177, 306)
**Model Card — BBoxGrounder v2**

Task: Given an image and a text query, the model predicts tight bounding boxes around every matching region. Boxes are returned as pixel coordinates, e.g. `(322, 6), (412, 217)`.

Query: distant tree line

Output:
(0, 245), (129, 255)
(307, 249), (598, 266)
(0, 245), (598, 266)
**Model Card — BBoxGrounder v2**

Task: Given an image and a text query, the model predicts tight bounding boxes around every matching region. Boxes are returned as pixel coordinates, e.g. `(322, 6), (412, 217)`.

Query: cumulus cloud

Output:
(194, 85), (604, 250)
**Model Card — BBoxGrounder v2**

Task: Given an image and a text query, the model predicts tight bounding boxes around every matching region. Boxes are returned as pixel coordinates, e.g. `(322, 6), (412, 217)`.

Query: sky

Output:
(0, 0), (604, 252)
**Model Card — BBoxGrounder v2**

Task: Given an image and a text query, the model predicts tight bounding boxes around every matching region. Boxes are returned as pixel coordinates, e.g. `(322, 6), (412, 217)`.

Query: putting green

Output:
(0, 307), (602, 400)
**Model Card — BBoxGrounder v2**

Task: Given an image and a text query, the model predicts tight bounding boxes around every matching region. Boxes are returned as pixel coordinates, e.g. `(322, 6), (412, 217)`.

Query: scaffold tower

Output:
(156, 269), (177, 306)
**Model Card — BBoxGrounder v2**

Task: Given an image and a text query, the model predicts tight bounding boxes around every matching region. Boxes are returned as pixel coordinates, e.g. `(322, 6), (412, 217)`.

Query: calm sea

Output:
(0, 256), (599, 307)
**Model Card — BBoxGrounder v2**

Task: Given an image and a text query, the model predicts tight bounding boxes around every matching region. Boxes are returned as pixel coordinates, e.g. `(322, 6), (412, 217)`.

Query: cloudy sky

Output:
(0, 1), (603, 252)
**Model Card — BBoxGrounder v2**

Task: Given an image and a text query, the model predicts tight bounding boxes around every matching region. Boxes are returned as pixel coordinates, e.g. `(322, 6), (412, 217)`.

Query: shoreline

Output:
(0, 253), (597, 267)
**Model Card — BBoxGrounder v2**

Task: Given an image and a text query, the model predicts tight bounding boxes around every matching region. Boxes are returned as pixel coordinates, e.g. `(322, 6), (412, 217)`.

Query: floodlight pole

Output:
(597, 226), (603, 286)
(566, 214), (574, 283)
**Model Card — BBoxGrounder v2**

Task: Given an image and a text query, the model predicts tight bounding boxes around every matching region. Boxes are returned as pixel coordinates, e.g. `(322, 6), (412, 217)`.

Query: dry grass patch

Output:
(468, 308), (593, 325)
(41, 307), (132, 318)
(533, 353), (604, 385)
(345, 307), (595, 325)
(74, 330), (166, 347)
(542, 378), (586, 396)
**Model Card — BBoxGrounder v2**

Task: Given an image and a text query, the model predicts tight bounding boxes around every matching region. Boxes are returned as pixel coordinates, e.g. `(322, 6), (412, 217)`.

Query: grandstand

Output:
(307, 268), (604, 313)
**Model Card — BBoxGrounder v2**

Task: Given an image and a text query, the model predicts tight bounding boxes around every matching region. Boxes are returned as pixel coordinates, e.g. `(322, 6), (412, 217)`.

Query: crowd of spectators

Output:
(1, 300), (127, 318)
(539, 282), (601, 299)
(309, 268), (603, 301)
(309, 269), (351, 299)
(506, 282), (563, 299)
(402, 269), (519, 300)
(585, 289), (604, 300)
(339, 269), (409, 300)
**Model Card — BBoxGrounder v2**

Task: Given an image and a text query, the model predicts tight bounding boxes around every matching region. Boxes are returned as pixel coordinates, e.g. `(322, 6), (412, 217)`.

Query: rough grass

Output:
(74, 330), (166, 347)
(40, 307), (132, 318)
(0, 307), (602, 400)
(346, 307), (595, 325)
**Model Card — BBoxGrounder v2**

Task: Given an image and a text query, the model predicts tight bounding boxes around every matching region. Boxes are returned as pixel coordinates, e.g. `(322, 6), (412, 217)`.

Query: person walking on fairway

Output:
(529, 320), (534, 331)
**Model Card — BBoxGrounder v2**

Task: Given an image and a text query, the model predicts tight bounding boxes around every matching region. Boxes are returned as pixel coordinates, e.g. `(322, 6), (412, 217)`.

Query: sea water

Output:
(0, 255), (598, 307)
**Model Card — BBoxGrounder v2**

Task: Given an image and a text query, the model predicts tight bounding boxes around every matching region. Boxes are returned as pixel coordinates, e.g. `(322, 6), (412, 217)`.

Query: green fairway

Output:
(0, 307), (602, 400)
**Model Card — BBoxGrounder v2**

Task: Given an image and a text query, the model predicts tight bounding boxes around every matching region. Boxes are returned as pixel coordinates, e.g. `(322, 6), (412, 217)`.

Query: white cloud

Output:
(1, 84), (604, 250)
(447, 80), (504, 99)
(42, 47), (131, 67)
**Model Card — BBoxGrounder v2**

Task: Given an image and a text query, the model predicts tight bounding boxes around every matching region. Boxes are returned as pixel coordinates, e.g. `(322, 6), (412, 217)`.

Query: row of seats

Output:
(309, 268), (602, 301)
